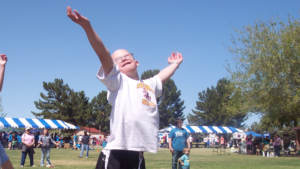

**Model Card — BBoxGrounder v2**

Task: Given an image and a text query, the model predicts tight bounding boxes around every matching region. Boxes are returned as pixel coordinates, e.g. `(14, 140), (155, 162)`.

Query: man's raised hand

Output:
(67, 6), (90, 27)
(168, 52), (183, 65)
(0, 54), (7, 66)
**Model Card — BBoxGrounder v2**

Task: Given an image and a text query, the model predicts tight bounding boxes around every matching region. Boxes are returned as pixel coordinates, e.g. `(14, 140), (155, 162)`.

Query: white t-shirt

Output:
(97, 64), (162, 153)
(189, 136), (193, 142)
(215, 137), (219, 142)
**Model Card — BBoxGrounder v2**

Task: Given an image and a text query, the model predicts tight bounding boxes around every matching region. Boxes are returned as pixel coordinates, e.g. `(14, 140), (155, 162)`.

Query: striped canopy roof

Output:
(0, 117), (79, 130)
(159, 126), (244, 134)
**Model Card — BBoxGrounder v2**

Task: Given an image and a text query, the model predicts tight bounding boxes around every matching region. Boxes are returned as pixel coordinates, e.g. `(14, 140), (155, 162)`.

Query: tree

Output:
(141, 69), (186, 129)
(70, 91), (91, 127)
(227, 15), (300, 127)
(248, 122), (263, 134)
(32, 79), (90, 127)
(0, 96), (6, 117)
(187, 78), (248, 128)
(89, 91), (112, 133)
(248, 118), (297, 140)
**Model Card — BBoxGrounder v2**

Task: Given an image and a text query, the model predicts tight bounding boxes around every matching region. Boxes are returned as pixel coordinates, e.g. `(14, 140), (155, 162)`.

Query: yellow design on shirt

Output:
(142, 99), (156, 108)
(137, 83), (154, 93)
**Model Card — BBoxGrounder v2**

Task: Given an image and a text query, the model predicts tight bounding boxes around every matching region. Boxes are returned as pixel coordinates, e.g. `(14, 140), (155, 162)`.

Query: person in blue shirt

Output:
(206, 139), (210, 148)
(17, 133), (22, 150)
(179, 148), (190, 169)
(8, 133), (12, 150)
(169, 119), (190, 169)
(3, 132), (7, 148)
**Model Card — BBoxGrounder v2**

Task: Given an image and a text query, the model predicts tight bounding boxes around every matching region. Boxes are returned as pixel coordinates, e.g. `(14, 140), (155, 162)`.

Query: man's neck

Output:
(124, 70), (139, 80)
(177, 126), (182, 129)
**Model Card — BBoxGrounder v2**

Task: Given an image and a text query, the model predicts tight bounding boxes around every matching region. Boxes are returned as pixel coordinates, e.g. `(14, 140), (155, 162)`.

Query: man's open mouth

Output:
(122, 61), (131, 67)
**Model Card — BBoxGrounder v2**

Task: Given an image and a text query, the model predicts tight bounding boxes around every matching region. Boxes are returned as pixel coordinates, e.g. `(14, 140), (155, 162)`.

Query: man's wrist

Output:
(82, 22), (92, 30)
(170, 61), (179, 65)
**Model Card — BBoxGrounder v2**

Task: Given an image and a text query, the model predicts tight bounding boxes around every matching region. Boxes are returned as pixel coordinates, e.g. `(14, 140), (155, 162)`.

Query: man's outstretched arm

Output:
(157, 52), (183, 84)
(67, 6), (113, 76)
(0, 54), (7, 92)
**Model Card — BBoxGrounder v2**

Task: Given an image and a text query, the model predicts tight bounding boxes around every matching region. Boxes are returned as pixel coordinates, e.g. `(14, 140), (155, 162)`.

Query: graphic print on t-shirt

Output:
(175, 131), (183, 137)
(137, 82), (156, 108)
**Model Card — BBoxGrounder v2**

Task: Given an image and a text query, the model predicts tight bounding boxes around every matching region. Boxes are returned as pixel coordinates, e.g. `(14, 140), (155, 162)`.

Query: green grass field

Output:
(5, 147), (300, 169)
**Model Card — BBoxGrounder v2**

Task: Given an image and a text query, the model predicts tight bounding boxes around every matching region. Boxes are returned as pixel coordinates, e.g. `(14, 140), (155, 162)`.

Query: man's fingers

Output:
(178, 52), (182, 58)
(74, 10), (82, 19)
(0, 54), (7, 62)
(66, 6), (73, 16)
(67, 6), (78, 21)
(171, 52), (176, 60)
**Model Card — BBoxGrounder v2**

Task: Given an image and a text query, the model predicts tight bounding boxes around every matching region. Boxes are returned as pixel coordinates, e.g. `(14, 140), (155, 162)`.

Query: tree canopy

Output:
(32, 79), (111, 132)
(227, 15), (300, 127)
(187, 78), (248, 128)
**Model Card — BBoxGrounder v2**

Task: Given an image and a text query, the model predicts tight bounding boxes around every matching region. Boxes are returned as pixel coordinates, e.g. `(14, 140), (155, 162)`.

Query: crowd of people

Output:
(1, 131), (23, 150)
(228, 134), (291, 157)
(1, 126), (111, 168)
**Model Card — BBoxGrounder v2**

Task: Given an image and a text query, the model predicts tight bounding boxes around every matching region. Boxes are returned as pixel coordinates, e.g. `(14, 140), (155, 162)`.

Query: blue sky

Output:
(0, 1), (299, 127)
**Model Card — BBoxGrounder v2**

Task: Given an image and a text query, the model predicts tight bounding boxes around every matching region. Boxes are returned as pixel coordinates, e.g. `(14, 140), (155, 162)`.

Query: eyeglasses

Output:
(114, 53), (134, 64)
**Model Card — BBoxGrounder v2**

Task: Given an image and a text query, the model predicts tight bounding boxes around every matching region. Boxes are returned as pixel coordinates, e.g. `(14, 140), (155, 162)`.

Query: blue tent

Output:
(0, 117), (79, 129)
(246, 131), (262, 137)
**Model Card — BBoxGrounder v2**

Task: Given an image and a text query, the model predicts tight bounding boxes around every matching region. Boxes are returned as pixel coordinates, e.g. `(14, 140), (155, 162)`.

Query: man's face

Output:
(177, 120), (183, 128)
(112, 49), (139, 75)
(43, 129), (48, 135)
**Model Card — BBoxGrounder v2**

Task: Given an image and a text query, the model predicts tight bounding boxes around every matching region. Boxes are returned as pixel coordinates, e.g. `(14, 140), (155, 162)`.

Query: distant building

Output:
(73, 127), (108, 139)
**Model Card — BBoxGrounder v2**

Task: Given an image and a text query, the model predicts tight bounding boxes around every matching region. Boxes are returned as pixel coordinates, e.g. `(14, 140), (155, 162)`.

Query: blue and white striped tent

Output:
(0, 117), (79, 130)
(159, 126), (244, 134)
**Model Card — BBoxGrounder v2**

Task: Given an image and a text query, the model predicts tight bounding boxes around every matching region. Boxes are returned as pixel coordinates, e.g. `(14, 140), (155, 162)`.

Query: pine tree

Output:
(32, 79), (90, 126)
(70, 91), (90, 127)
(89, 91), (111, 133)
(0, 96), (6, 117)
(187, 78), (248, 128)
(141, 69), (186, 129)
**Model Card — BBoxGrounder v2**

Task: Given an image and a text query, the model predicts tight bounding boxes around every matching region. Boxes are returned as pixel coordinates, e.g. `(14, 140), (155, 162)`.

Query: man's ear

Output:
(135, 60), (139, 67)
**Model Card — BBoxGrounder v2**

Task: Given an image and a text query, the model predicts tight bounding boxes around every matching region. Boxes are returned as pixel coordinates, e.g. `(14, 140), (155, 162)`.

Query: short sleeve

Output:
(185, 130), (189, 139)
(143, 75), (163, 98)
(96, 64), (122, 92)
(169, 130), (174, 139)
(0, 143), (9, 166)
(180, 155), (186, 161)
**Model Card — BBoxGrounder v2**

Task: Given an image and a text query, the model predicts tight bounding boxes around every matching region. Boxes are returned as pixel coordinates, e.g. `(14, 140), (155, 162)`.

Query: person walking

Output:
(274, 134), (282, 157)
(34, 132), (40, 148)
(38, 128), (59, 167)
(283, 134), (290, 152)
(21, 127), (35, 167)
(206, 139), (210, 148)
(78, 131), (90, 158)
(189, 135), (193, 149)
(8, 132), (12, 150)
(214, 135), (219, 146)
(246, 134), (253, 155)
(169, 119), (190, 169)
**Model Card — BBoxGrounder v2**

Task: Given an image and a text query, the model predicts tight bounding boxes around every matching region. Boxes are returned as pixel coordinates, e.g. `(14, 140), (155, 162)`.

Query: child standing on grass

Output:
(67, 5), (183, 169)
(179, 148), (190, 169)
(11, 138), (16, 150)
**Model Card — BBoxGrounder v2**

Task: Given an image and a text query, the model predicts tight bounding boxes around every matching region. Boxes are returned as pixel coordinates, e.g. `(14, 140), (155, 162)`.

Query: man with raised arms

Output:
(67, 6), (184, 169)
